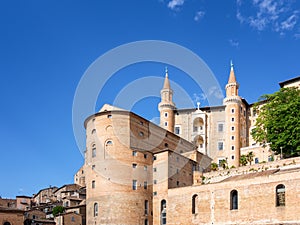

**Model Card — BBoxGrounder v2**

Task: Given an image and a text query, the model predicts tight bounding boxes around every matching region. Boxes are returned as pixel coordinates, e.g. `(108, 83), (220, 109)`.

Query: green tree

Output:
(220, 159), (228, 169)
(211, 162), (218, 171)
(246, 151), (255, 165)
(252, 87), (300, 158)
(240, 154), (248, 166)
(52, 205), (65, 217)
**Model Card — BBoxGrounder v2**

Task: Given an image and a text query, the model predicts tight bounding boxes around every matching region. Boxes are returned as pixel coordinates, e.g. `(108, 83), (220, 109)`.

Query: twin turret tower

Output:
(158, 63), (246, 167)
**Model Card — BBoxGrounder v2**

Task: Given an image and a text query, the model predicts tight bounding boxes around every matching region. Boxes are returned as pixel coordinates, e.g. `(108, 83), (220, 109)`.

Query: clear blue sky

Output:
(0, 0), (300, 198)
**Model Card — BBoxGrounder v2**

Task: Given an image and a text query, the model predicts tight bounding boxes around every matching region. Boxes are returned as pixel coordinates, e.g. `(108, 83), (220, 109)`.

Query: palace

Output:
(76, 65), (300, 225)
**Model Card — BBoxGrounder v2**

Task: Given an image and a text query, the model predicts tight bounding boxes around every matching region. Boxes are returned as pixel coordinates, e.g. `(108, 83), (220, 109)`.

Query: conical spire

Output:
(163, 67), (171, 89)
(228, 60), (237, 83)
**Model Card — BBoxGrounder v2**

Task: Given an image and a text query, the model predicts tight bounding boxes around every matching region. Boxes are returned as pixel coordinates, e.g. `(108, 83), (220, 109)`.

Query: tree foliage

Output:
(240, 152), (255, 166)
(52, 205), (65, 217)
(240, 154), (248, 166)
(251, 87), (300, 157)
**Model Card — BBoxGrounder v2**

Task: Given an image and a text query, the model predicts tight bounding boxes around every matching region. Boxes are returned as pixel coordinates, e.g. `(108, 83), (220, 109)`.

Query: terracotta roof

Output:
(279, 76), (300, 87)
(221, 169), (280, 182)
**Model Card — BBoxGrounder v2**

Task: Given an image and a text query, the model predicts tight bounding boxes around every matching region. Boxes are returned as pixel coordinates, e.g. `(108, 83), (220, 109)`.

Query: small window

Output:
(231, 108), (235, 113)
(276, 184), (285, 207)
(164, 143), (168, 147)
(94, 203), (98, 217)
(231, 155), (235, 160)
(231, 126), (235, 131)
(144, 154), (147, 159)
(231, 117), (235, 122)
(231, 136), (235, 140)
(192, 194), (198, 214)
(92, 129), (96, 134)
(153, 191), (157, 196)
(218, 123), (224, 132)
(175, 126), (180, 135)
(144, 200), (149, 215)
(132, 151), (137, 156)
(164, 112), (168, 117)
(154, 180), (157, 184)
(144, 219), (148, 225)
(140, 121), (144, 125)
(92, 165), (95, 170)
(144, 181), (147, 189)
(139, 131), (144, 137)
(164, 122), (168, 126)
(176, 181), (179, 186)
(106, 140), (113, 146)
(231, 146), (235, 150)
(132, 180), (137, 190)
(218, 142), (224, 150)
(230, 190), (238, 210)
(176, 157), (179, 162)
(144, 165), (147, 171)
(92, 180), (95, 189)
(92, 147), (96, 158)
(255, 158), (259, 164)
(71, 216), (75, 222)
(107, 114), (112, 118)
(132, 163), (137, 168)
(153, 155), (157, 160)
(153, 168), (157, 172)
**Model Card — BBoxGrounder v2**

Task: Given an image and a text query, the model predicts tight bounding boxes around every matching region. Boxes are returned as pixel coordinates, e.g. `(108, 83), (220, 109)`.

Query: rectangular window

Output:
(144, 200), (149, 215)
(153, 168), (157, 172)
(255, 158), (259, 164)
(132, 180), (137, 190)
(92, 148), (96, 158)
(231, 146), (235, 150)
(144, 181), (147, 189)
(144, 154), (147, 159)
(153, 191), (157, 196)
(154, 180), (157, 184)
(144, 165), (147, 171)
(144, 219), (148, 225)
(231, 108), (235, 113)
(132, 163), (137, 168)
(231, 155), (235, 160)
(218, 123), (224, 132)
(92, 165), (95, 170)
(175, 126), (180, 134)
(132, 151), (137, 156)
(218, 142), (224, 150)
(92, 180), (95, 189)
(231, 136), (235, 140)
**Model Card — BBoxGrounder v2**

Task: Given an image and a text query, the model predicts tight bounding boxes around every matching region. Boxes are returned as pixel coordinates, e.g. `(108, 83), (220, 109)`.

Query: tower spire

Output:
(163, 67), (171, 89)
(228, 60), (237, 83)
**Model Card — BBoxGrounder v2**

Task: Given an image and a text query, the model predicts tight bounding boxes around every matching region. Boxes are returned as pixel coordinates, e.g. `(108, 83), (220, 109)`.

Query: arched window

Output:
(91, 129), (96, 134)
(276, 184), (285, 207)
(192, 194), (198, 214)
(161, 199), (166, 225)
(4, 222), (11, 225)
(92, 143), (96, 158)
(105, 140), (113, 146)
(230, 190), (238, 210)
(94, 202), (98, 217)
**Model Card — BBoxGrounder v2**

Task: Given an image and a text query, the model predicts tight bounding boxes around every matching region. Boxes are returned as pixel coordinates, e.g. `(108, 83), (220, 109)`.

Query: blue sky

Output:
(0, 0), (300, 198)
